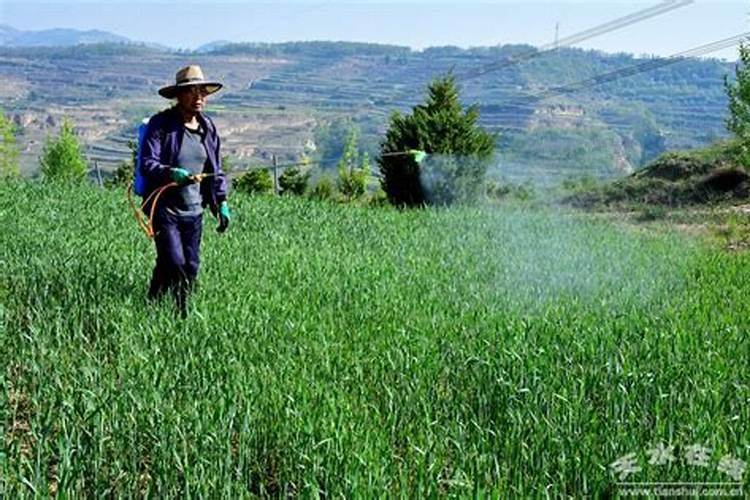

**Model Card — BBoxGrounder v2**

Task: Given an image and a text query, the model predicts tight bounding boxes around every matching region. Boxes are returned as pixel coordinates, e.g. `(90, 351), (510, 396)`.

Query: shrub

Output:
(368, 186), (389, 207)
(337, 162), (369, 201)
(485, 180), (512, 200)
(106, 160), (134, 188)
(0, 109), (19, 179)
(561, 175), (598, 193)
(279, 167), (310, 196)
(485, 180), (534, 202)
(336, 130), (371, 201)
(234, 168), (274, 195)
(40, 118), (88, 182)
(105, 139), (136, 189)
(635, 205), (668, 222)
(221, 154), (236, 173)
(309, 175), (336, 201)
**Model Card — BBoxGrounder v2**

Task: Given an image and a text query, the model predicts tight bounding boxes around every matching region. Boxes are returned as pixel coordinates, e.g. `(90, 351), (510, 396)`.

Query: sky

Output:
(0, 1), (747, 59)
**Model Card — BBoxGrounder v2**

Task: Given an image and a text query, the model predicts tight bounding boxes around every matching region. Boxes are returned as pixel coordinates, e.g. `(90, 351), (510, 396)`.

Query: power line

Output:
(460, 33), (742, 127)
(243, 2), (702, 124)
(457, 0), (694, 83)
(378, 0), (694, 107)
(526, 32), (747, 102)
(544, 1), (691, 51)
(448, 1), (695, 83)
(468, 32), (750, 138)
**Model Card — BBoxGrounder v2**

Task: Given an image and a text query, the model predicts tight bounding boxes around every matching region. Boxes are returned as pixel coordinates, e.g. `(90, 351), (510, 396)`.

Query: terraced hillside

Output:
(0, 42), (733, 184)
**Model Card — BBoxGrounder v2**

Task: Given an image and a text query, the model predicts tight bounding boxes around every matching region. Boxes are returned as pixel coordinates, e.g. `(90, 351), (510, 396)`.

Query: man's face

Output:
(176, 85), (209, 114)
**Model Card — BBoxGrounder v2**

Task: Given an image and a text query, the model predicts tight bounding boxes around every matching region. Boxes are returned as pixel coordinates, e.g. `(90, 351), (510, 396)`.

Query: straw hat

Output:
(158, 65), (223, 99)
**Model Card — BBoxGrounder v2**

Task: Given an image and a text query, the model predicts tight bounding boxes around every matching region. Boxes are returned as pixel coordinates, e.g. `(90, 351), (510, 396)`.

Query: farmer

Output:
(140, 65), (230, 317)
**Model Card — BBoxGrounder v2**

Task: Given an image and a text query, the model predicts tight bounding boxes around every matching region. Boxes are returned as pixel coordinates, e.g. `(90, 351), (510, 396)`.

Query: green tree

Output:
(221, 154), (235, 173)
(234, 168), (274, 195)
(378, 73), (495, 206)
(279, 167), (310, 196)
(337, 129), (371, 201)
(105, 139), (136, 188)
(309, 174), (336, 201)
(313, 117), (356, 167)
(0, 109), (19, 178)
(40, 119), (88, 182)
(725, 42), (750, 166)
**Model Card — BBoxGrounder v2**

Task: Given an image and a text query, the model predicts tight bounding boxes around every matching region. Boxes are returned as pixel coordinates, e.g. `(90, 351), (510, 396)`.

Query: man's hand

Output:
(217, 201), (231, 233)
(170, 167), (192, 185)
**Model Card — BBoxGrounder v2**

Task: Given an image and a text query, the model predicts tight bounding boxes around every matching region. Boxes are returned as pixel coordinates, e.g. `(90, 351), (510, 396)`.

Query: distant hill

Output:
(0, 25), (20, 45)
(194, 40), (234, 54)
(0, 24), (132, 47)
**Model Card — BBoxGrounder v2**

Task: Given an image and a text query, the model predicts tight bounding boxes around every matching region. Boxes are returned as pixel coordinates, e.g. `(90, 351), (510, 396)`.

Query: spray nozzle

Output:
(381, 149), (429, 164)
(408, 150), (428, 164)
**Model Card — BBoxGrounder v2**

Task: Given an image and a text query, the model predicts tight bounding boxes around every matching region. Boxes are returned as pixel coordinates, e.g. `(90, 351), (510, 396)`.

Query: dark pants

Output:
(147, 210), (203, 317)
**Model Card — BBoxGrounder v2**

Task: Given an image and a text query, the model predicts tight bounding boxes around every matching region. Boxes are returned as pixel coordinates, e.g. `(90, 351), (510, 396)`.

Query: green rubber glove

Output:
(217, 201), (231, 233)
(170, 167), (192, 185)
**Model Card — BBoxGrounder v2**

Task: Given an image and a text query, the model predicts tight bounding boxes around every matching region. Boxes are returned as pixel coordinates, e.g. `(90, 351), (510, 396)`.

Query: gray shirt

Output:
(165, 124), (207, 217)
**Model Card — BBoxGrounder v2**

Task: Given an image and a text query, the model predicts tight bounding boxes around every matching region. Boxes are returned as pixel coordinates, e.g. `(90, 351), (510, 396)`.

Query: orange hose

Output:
(128, 183), (153, 237)
(147, 182), (178, 238)
(129, 173), (217, 239)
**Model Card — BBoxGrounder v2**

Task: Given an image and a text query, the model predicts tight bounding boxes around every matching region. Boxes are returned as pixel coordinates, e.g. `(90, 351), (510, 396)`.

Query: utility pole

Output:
(94, 160), (103, 187)
(272, 154), (279, 195)
(555, 22), (560, 50)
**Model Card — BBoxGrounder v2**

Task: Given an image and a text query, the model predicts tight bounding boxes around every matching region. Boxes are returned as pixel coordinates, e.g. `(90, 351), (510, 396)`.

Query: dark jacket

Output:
(140, 106), (228, 215)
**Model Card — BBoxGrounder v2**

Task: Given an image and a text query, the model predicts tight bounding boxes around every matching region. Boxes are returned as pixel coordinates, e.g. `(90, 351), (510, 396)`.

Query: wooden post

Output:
(94, 160), (103, 187)
(272, 154), (279, 195)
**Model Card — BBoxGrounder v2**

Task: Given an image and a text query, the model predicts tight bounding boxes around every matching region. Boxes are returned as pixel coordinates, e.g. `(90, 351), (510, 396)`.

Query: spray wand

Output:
(129, 151), (430, 238)
(381, 150), (429, 164)
(271, 149), (429, 171)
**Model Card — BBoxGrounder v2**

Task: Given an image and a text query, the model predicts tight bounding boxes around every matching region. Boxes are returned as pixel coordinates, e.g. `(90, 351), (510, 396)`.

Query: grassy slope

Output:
(564, 140), (750, 209)
(1, 181), (749, 496)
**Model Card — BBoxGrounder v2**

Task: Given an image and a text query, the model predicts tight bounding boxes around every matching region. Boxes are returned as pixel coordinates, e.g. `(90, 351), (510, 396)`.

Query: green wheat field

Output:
(1, 181), (748, 496)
